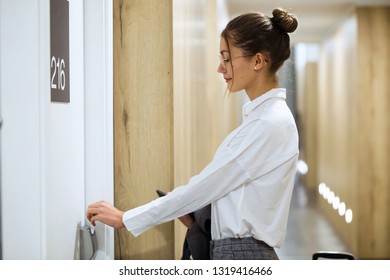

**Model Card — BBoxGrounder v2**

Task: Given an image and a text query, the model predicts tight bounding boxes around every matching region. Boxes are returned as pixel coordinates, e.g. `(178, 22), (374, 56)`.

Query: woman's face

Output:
(217, 37), (255, 93)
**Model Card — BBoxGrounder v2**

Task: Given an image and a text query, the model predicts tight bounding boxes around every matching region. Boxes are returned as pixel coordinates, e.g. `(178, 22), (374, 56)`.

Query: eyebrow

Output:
(220, 50), (230, 55)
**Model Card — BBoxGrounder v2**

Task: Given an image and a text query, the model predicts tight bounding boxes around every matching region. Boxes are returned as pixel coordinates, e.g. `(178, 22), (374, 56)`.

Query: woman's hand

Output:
(178, 214), (195, 229)
(86, 200), (125, 229)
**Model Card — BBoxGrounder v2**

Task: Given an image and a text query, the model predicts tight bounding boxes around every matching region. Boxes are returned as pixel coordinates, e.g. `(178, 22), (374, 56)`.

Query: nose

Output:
(217, 62), (226, 74)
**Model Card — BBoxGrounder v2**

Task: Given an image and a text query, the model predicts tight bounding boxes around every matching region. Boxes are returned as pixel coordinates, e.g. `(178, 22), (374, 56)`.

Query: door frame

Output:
(84, 0), (114, 259)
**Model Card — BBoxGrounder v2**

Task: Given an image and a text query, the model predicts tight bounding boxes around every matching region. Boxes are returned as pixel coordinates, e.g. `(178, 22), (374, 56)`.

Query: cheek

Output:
(229, 77), (243, 92)
(238, 66), (253, 81)
(231, 70), (251, 91)
(233, 71), (245, 84)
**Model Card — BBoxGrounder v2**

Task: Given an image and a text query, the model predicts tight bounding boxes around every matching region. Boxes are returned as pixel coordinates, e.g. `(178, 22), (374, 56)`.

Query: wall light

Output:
(338, 202), (346, 216)
(318, 183), (326, 195)
(327, 191), (335, 204)
(345, 209), (353, 223)
(297, 160), (308, 175)
(332, 196), (340, 210)
(318, 182), (353, 224)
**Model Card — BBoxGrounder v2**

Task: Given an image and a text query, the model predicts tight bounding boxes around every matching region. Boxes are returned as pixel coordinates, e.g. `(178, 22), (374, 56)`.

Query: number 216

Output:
(51, 56), (66, 90)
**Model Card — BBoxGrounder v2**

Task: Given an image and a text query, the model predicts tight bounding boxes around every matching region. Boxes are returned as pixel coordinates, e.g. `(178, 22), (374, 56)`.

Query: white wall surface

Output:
(0, 0), (43, 259)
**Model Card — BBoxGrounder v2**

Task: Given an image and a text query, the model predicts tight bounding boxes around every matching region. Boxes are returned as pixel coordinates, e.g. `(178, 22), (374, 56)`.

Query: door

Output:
(0, 0), (114, 259)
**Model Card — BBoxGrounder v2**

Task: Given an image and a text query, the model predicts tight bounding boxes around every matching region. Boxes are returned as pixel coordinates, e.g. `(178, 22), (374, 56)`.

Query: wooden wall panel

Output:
(302, 62), (318, 191)
(113, 0), (174, 259)
(356, 7), (390, 259)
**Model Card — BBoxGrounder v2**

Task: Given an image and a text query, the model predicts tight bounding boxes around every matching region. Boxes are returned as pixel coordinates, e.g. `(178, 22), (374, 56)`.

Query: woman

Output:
(87, 8), (299, 260)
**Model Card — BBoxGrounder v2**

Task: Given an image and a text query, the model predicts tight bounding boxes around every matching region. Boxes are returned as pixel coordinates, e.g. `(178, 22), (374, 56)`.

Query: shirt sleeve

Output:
(122, 143), (252, 237)
(123, 117), (298, 237)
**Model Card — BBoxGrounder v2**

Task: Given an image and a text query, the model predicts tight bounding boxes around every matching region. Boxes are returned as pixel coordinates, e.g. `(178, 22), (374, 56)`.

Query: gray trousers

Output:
(210, 237), (279, 260)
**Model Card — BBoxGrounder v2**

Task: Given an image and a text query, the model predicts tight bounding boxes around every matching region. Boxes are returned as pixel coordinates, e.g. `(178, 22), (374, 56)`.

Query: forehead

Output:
(219, 37), (241, 55)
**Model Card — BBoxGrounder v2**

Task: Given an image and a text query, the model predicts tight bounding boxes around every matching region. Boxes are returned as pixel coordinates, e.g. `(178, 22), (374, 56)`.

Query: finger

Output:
(87, 200), (108, 214)
(86, 211), (94, 223)
(86, 202), (105, 222)
(90, 215), (96, 226)
(86, 207), (98, 220)
(87, 201), (104, 209)
(88, 207), (106, 226)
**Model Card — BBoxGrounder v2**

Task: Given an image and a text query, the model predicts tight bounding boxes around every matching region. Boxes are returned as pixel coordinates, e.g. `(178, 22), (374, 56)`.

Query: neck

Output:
(246, 80), (279, 101)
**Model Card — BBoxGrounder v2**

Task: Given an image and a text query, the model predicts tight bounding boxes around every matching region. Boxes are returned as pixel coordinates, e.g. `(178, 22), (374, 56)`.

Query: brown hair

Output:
(221, 8), (298, 73)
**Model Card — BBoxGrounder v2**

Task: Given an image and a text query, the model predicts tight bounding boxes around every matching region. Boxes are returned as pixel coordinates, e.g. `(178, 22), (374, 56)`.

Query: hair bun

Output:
(271, 8), (298, 33)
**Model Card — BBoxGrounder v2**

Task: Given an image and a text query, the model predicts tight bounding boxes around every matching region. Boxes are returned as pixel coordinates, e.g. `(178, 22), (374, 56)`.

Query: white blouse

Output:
(123, 88), (299, 248)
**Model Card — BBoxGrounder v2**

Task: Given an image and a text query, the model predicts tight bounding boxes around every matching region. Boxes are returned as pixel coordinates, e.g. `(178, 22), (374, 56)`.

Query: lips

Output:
(224, 77), (232, 83)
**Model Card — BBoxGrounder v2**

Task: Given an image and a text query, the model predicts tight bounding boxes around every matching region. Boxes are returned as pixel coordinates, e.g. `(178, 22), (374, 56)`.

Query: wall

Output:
(309, 6), (390, 259)
(294, 44), (320, 192)
(302, 61), (318, 191)
(0, 0), (44, 259)
(355, 7), (390, 259)
(317, 13), (358, 254)
(113, 0), (174, 259)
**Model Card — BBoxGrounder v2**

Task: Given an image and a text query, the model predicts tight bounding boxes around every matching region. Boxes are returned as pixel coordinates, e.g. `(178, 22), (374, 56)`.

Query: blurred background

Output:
(173, 0), (390, 260)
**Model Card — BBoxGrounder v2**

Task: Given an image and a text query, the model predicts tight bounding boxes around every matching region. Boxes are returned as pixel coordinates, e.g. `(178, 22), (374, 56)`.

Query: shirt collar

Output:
(242, 88), (286, 120)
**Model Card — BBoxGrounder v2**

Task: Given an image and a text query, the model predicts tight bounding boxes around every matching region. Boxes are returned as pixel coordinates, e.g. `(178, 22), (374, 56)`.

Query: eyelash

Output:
(223, 58), (231, 63)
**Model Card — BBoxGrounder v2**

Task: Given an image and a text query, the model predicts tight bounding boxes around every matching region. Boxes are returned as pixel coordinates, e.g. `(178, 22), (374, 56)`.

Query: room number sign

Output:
(50, 0), (70, 103)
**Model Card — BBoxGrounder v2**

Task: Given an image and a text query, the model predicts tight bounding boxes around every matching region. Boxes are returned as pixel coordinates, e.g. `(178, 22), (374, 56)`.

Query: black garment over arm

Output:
(181, 205), (211, 260)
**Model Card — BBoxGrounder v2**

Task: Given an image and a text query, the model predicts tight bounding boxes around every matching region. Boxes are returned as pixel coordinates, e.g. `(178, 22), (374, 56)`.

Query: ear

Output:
(253, 52), (268, 71)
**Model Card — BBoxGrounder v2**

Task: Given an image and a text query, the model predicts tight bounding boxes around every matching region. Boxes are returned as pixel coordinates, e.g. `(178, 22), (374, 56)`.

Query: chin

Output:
(228, 87), (242, 93)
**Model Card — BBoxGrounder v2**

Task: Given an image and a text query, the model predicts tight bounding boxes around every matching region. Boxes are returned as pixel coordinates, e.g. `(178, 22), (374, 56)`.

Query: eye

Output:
(223, 58), (231, 63)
